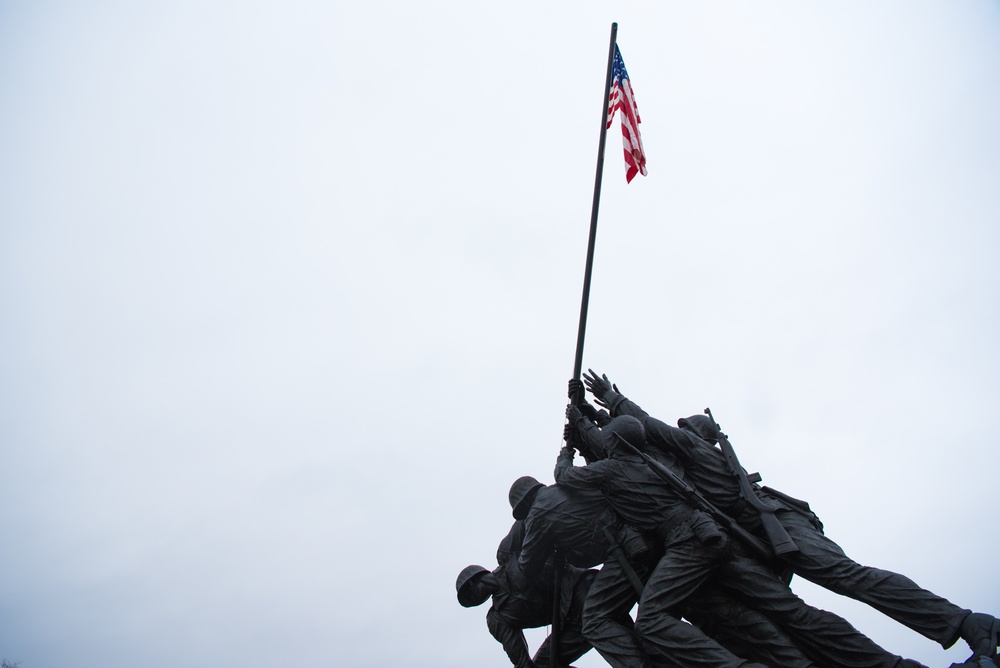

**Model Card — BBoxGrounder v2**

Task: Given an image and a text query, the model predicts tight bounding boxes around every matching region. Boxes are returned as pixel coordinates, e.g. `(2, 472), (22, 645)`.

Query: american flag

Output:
(607, 44), (647, 183)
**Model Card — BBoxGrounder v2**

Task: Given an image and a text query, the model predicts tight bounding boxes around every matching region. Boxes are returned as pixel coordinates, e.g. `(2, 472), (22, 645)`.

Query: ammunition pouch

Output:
(617, 524), (651, 561)
(762, 486), (824, 533)
(689, 510), (724, 547)
(655, 514), (693, 547)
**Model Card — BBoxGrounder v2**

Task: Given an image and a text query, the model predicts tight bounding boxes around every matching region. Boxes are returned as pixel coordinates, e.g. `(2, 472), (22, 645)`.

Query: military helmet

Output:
(677, 414), (719, 443)
(603, 415), (645, 450)
(456, 564), (490, 607)
(508, 475), (545, 520)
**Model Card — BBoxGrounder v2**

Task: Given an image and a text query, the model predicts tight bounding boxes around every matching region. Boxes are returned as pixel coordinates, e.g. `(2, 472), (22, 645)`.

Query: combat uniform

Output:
(601, 392), (972, 650)
(558, 417), (929, 668)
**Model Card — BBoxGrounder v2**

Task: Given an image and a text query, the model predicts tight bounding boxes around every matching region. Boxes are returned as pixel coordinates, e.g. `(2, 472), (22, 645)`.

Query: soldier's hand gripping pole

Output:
(564, 381), (584, 459)
(611, 434), (775, 562)
(704, 408), (799, 558)
(565, 384), (602, 463)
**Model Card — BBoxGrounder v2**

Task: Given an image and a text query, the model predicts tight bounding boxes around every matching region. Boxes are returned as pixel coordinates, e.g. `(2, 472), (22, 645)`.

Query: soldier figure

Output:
(456, 561), (596, 668)
(560, 411), (931, 668)
(509, 475), (655, 668)
(579, 369), (1000, 666)
(512, 475), (833, 667)
(457, 519), (597, 668)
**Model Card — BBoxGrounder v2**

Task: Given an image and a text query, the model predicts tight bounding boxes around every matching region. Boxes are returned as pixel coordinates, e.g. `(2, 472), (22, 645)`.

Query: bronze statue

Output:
(580, 369), (1000, 666)
(457, 521), (597, 668)
(454, 370), (999, 668)
(511, 476), (839, 667)
(558, 412), (930, 668)
(510, 476), (654, 668)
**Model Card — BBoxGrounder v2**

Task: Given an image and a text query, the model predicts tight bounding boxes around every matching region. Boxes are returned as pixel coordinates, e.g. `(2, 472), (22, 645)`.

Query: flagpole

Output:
(552, 22), (619, 668)
(572, 21), (618, 383)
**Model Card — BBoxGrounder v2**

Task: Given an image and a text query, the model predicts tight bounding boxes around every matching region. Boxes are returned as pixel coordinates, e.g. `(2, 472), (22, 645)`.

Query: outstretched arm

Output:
(568, 378), (611, 426)
(565, 403), (607, 462)
(554, 442), (608, 490)
(582, 372), (712, 465)
(642, 418), (717, 466)
(583, 369), (630, 415)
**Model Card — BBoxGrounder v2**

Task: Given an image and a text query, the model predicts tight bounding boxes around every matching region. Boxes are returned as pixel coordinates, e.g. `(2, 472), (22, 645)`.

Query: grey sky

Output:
(1, 2), (998, 667)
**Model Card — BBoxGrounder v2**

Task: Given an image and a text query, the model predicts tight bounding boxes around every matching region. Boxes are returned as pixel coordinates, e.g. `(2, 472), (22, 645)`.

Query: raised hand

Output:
(584, 369), (621, 409)
(583, 369), (612, 398)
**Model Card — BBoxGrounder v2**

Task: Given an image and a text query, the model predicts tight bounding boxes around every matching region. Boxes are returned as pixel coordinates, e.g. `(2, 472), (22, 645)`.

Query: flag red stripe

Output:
(606, 51), (647, 183)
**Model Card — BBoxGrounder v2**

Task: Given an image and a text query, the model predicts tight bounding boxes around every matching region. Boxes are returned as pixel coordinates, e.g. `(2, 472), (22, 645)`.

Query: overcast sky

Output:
(1, 2), (998, 667)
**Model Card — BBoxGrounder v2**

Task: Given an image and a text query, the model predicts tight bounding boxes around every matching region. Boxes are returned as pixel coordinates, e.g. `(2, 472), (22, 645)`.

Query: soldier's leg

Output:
(534, 628), (591, 668)
(683, 582), (821, 668)
(719, 551), (929, 668)
(779, 507), (971, 648)
(581, 560), (653, 668)
(634, 537), (758, 668)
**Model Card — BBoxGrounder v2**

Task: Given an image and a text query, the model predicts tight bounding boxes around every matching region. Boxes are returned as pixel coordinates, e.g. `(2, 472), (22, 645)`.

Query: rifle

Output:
(704, 408), (799, 557)
(611, 434), (775, 562)
(601, 526), (645, 596)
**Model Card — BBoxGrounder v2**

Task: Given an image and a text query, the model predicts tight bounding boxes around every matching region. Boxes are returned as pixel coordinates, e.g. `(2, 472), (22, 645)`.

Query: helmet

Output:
(508, 476), (544, 520)
(456, 564), (490, 607)
(603, 415), (645, 450)
(677, 414), (719, 443)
